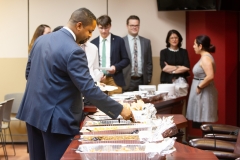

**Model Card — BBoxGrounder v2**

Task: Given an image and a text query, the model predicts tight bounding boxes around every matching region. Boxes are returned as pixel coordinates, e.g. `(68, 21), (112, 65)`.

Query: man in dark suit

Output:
(16, 8), (132, 160)
(91, 15), (130, 95)
(122, 15), (153, 91)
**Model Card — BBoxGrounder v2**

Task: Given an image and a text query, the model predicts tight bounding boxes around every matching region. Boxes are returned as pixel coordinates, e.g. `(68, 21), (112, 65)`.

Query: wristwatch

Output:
(171, 66), (178, 74)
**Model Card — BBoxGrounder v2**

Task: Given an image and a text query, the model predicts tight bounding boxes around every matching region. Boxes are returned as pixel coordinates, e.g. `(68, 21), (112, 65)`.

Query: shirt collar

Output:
(100, 33), (111, 42)
(84, 41), (89, 47)
(63, 27), (76, 41)
(127, 34), (139, 40)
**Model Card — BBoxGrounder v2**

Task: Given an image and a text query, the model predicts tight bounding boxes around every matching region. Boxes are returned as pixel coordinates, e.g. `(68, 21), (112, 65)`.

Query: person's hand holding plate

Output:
(107, 65), (116, 74)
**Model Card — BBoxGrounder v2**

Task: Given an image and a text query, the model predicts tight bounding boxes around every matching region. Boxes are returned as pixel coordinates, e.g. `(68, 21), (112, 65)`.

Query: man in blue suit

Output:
(16, 8), (132, 160)
(91, 15), (130, 95)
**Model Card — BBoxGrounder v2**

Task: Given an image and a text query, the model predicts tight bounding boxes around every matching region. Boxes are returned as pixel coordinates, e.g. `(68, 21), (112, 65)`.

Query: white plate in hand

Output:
(100, 85), (118, 91)
(98, 67), (112, 70)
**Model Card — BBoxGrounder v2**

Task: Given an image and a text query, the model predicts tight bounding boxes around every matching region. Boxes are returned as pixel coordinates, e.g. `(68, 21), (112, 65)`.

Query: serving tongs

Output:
(72, 135), (101, 141)
(86, 115), (135, 123)
(71, 148), (83, 152)
(86, 115), (121, 122)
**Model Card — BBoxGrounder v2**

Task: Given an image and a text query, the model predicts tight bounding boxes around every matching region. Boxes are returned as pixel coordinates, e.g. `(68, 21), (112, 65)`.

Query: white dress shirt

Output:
(63, 27), (76, 41)
(82, 41), (103, 82)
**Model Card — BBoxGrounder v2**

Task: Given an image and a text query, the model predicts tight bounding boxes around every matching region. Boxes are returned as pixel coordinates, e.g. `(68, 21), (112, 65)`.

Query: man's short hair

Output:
(69, 8), (96, 27)
(126, 15), (140, 25)
(52, 26), (63, 32)
(97, 15), (111, 27)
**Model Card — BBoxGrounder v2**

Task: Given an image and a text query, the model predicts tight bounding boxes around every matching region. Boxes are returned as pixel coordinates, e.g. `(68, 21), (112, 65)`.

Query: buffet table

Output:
(153, 96), (186, 114)
(84, 96), (187, 115)
(61, 137), (217, 160)
(60, 114), (215, 160)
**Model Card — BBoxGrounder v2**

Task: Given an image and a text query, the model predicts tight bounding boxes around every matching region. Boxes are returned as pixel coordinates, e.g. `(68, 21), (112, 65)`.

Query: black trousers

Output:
(125, 77), (143, 92)
(26, 123), (74, 160)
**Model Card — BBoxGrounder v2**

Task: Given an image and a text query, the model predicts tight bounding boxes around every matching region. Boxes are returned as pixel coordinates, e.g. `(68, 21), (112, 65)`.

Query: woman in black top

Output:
(160, 30), (190, 83)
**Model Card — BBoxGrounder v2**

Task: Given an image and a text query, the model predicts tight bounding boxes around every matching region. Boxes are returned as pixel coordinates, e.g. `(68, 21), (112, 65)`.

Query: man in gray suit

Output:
(123, 15), (153, 91)
(17, 8), (132, 160)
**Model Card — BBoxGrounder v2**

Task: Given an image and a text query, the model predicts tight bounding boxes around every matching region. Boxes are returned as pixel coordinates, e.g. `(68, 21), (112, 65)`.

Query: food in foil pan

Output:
(81, 134), (139, 141)
(81, 125), (150, 135)
(85, 118), (150, 127)
(80, 134), (142, 144)
(81, 125), (149, 132)
(135, 91), (168, 103)
(85, 119), (133, 126)
(76, 139), (176, 160)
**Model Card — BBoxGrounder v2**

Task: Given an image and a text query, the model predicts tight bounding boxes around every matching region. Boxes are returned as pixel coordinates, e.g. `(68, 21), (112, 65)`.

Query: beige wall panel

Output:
(0, 58), (27, 101)
(0, 0), (28, 58)
(152, 56), (161, 85)
(29, 0), (107, 42)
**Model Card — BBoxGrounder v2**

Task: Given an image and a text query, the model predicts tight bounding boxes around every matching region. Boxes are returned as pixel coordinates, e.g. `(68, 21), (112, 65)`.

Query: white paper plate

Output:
(122, 92), (135, 95)
(111, 94), (130, 98)
(100, 85), (118, 91)
(98, 67), (112, 70)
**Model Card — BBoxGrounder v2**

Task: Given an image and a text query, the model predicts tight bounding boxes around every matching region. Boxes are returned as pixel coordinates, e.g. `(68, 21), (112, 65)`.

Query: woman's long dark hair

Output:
(196, 35), (215, 53)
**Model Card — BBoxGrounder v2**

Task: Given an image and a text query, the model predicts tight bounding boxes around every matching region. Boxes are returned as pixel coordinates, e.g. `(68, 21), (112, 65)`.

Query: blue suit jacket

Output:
(16, 28), (123, 135)
(91, 34), (130, 87)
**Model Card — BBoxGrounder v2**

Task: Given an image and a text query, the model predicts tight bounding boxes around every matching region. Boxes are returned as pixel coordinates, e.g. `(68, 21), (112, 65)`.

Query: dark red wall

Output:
(186, 11), (239, 137)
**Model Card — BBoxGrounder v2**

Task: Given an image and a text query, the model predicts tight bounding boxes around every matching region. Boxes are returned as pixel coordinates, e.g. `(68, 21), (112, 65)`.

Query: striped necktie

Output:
(133, 37), (138, 76)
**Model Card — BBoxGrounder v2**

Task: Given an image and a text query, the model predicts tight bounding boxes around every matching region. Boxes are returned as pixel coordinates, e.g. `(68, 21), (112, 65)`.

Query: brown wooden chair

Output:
(201, 124), (239, 142)
(189, 127), (240, 160)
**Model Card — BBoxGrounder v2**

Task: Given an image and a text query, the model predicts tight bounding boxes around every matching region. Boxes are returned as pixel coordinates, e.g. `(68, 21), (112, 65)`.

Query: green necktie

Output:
(102, 39), (107, 74)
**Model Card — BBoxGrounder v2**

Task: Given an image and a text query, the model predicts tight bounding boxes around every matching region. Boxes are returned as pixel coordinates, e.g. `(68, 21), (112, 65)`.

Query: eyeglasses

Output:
(170, 37), (179, 40)
(128, 25), (139, 28)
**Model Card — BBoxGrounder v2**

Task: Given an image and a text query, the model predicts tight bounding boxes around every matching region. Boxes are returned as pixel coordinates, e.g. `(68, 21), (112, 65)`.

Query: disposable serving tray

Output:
(76, 143), (168, 160)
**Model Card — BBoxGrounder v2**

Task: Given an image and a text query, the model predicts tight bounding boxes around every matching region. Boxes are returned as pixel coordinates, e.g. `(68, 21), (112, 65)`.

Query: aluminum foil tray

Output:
(81, 125), (150, 135)
(80, 134), (141, 144)
(139, 91), (168, 103)
(88, 115), (122, 120)
(85, 119), (133, 126)
(76, 143), (162, 160)
(148, 91), (168, 101)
